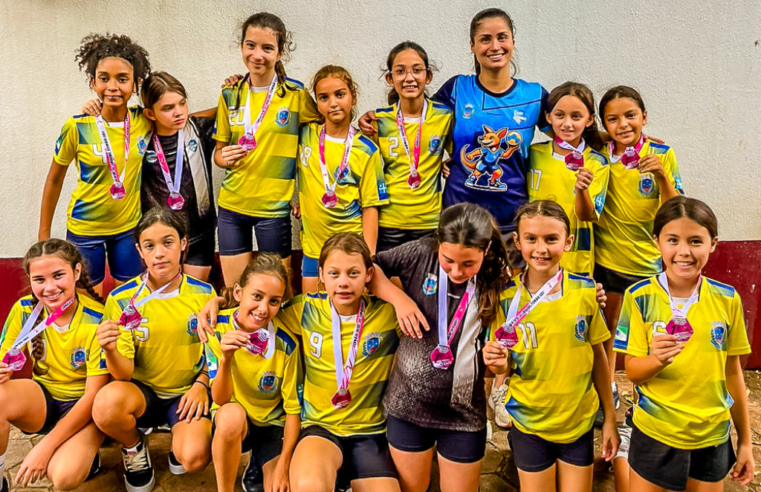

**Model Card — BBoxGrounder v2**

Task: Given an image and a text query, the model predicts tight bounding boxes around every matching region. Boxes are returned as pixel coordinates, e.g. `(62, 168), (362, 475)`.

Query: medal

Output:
(658, 272), (700, 343)
(119, 272), (181, 330)
(430, 266), (476, 370)
(610, 135), (646, 170)
(237, 74), (278, 152)
(495, 269), (563, 348)
(555, 137), (585, 171)
(318, 125), (356, 209)
(2, 348), (27, 372)
(395, 100), (428, 189)
(152, 131), (186, 210)
(232, 310), (275, 358)
(95, 112), (130, 200)
(330, 298), (366, 408)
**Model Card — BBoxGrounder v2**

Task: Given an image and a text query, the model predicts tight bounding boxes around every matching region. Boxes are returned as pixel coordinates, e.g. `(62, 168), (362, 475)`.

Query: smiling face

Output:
(603, 97), (648, 148)
(548, 95), (594, 148)
(656, 217), (717, 284)
(91, 57), (135, 110)
(136, 222), (187, 281)
(319, 251), (373, 313)
(437, 243), (484, 284)
(28, 255), (81, 311)
(145, 91), (188, 134)
(241, 26), (281, 80)
(315, 76), (355, 127)
(514, 215), (573, 276)
(386, 49), (431, 102)
(233, 274), (285, 331)
(471, 17), (515, 73)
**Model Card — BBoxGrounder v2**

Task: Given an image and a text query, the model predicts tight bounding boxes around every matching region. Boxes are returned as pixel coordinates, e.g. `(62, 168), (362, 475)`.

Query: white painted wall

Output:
(1, 0), (759, 256)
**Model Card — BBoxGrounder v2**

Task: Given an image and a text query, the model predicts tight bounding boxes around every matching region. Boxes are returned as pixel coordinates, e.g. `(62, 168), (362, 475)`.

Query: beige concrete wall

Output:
(0, 0), (759, 256)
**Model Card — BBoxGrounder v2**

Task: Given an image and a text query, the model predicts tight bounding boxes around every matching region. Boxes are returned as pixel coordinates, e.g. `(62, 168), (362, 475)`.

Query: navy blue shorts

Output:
(301, 255), (319, 278)
(217, 207), (291, 257)
(186, 233), (216, 267)
(593, 264), (649, 296)
(22, 381), (78, 435)
(377, 227), (435, 253)
(243, 423), (284, 467)
(133, 379), (211, 429)
(66, 229), (143, 284)
(386, 415), (486, 464)
(508, 425), (594, 472)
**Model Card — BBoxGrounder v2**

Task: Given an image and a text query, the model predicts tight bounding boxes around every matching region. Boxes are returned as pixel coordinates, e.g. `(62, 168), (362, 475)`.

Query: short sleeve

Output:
(86, 329), (110, 377)
(613, 291), (649, 357)
(53, 117), (79, 166)
(663, 148), (684, 196)
(589, 160), (611, 220)
(359, 147), (389, 208)
(537, 86), (551, 134)
(587, 302), (611, 345)
(365, 117), (380, 146)
(298, 90), (321, 125)
(103, 295), (135, 359)
(281, 336), (303, 415)
(0, 301), (24, 356)
(276, 297), (305, 337)
(432, 76), (458, 109)
(726, 292), (751, 356)
(373, 238), (425, 279)
(205, 329), (224, 386)
(213, 90), (232, 143)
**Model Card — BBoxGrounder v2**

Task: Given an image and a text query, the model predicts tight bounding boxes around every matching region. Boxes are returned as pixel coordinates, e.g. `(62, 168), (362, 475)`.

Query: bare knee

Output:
(92, 383), (133, 430)
(48, 464), (89, 491)
(291, 474), (332, 492)
(214, 404), (247, 442)
(179, 447), (211, 473)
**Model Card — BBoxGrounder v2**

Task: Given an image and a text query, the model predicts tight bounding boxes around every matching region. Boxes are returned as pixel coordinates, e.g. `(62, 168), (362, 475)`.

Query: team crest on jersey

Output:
(275, 107), (291, 127)
(574, 315), (588, 342)
(205, 348), (219, 379)
(137, 137), (148, 156)
(378, 181), (388, 200)
(70, 347), (87, 369)
(300, 146), (312, 167)
(187, 315), (199, 336)
(429, 136), (442, 155)
(710, 322), (727, 350)
(146, 151), (158, 164)
(594, 194), (605, 215)
(462, 104), (475, 119)
(422, 273), (437, 296)
(638, 174), (654, 196)
(187, 139), (199, 153)
(362, 332), (381, 357)
(460, 125), (522, 192)
(258, 372), (278, 394)
(55, 136), (64, 155)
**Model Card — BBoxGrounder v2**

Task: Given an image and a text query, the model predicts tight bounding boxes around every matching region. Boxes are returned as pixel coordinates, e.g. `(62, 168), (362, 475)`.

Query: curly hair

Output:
(76, 33), (151, 94)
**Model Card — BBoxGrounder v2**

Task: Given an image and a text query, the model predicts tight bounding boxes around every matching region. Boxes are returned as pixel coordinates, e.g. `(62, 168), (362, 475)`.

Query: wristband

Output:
(193, 380), (209, 390)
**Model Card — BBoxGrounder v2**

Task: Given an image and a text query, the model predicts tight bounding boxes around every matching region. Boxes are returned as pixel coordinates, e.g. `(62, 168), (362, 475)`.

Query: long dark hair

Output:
(653, 196), (718, 239)
(547, 82), (604, 151)
(134, 207), (188, 266)
(383, 41), (435, 105)
(599, 85), (647, 132)
(436, 203), (510, 327)
(469, 8), (517, 76)
(221, 253), (292, 309)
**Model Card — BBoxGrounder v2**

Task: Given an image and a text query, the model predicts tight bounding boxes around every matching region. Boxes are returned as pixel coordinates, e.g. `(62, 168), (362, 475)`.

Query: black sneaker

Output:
(168, 451), (187, 475)
(122, 433), (155, 492)
(86, 451), (102, 480)
(1, 476), (8, 492)
(241, 457), (264, 492)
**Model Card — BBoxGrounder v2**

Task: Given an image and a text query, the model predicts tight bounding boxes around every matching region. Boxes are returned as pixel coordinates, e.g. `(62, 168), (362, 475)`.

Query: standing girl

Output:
(206, 254), (302, 492)
(92, 208), (216, 492)
(485, 200), (619, 492)
(282, 233), (401, 492)
(0, 240), (108, 491)
(613, 197), (754, 491)
(368, 41), (453, 252)
(368, 202), (511, 492)
(214, 12), (319, 286)
(297, 66), (388, 292)
(40, 34), (152, 294)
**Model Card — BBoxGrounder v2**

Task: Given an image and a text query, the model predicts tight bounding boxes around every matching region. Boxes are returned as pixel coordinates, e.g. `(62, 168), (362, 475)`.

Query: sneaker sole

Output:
(494, 414), (512, 429)
(168, 460), (187, 476)
(124, 473), (155, 492)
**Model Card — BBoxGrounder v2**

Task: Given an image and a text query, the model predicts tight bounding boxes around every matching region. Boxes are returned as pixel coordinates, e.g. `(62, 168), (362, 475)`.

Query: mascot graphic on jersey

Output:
(460, 124), (522, 191)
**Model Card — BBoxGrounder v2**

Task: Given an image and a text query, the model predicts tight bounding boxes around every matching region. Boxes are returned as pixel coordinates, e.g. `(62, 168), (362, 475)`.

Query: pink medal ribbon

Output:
(657, 272), (700, 343)
(395, 100), (428, 189)
(318, 125), (356, 209)
(237, 74), (278, 152)
(95, 112), (131, 199)
(2, 297), (76, 371)
(232, 310), (275, 358)
(330, 298), (366, 409)
(430, 266), (476, 370)
(555, 137), (585, 171)
(119, 272), (181, 330)
(610, 135), (646, 170)
(151, 131), (185, 210)
(495, 269), (563, 349)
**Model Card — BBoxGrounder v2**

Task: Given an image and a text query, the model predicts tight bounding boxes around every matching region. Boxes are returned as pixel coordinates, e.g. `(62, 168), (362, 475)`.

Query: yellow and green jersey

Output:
(277, 292), (401, 436)
(614, 276), (750, 449)
(0, 295), (108, 401)
(205, 308), (302, 426)
(53, 108), (152, 236)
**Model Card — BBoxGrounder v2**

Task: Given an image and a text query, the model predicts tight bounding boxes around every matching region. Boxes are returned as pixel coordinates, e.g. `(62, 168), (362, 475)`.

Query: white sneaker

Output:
(168, 451), (187, 475)
(488, 381), (507, 410)
(615, 425), (633, 461)
(491, 383), (512, 428)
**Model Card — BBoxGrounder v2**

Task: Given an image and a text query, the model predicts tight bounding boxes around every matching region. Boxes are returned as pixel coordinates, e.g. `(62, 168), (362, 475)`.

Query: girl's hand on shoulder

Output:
(81, 99), (102, 117)
(197, 297), (224, 342)
(441, 158), (452, 179)
(220, 330), (248, 359)
(731, 443), (755, 485)
(394, 295), (429, 339)
(220, 145), (249, 168)
(638, 154), (665, 177)
(642, 133), (664, 144)
(176, 381), (209, 422)
(600, 419), (620, 462)
(0, 362), (11, 384)
(651, 334), (682, 365)
(16, 442), (54, 486)
(358, 110), (378, 135)
(483, 341), (508, 371)
(222, 74), (244, 88)
(574, 168), (594, 191)
(96, 319), (123, 352)
(595, 283), (607, 309)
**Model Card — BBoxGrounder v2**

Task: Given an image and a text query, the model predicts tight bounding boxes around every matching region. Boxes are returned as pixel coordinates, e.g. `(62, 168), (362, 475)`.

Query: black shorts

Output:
(593, 264), (649, 296)
(298, 425), (397, 482)
(217, 207), (291, 257)
(629, 423), (736, 491)
(508, 425), (594, 472)
(386, 415), (487, 464)
(133, 380), (211, 429)
(22, 381), (78, 435)
(185, 233), (216, 267)
(377, 227), (435, 253)
(243, 423), (284, 467)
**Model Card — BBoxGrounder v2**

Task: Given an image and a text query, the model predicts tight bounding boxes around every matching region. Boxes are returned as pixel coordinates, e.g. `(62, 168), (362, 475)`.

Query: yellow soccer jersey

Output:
(205, 308), (302, 427)
(613, 277), (750, 449)
(0, 295), (108, 401)
(490, 270), (610, 443)
(371, 99), (453, 230)
(595, 140), (684, 276)
(104, 274), (216, 398)
(277, 292), (401, 436)
(214, 78), (320, 218)
(528, 142), (610, 276)
(297, 124), (389, 259)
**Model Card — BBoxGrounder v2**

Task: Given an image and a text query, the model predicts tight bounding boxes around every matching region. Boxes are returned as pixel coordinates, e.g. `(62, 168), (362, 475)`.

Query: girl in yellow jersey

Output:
(485, 201), (618, 492)
(613, 197), (754, 491)
(297, 67), (389, 293)
(214, 13), (320, 287)
(40, 34), (153, 295)
(367, 42), (453, 252)
(92, 208), (216, 492)
(0, 240), (108, 491)
(204, 254), (302, 492)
